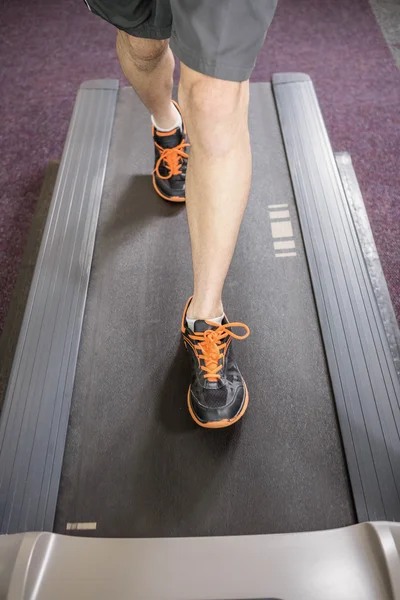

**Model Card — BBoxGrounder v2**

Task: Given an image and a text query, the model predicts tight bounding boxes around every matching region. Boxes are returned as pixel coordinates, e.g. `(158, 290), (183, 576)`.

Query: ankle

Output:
(152, 102), (181, 131)
(187, 297), (224, 321)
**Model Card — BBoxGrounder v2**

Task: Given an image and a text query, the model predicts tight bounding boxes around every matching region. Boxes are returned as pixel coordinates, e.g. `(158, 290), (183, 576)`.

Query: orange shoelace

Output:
(154, 138), (189, 179)
(189, 322), (250, 382)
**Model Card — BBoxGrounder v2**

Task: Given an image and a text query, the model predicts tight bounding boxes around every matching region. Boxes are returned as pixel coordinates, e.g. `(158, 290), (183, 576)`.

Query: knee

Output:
(178, 67), (248, 125)
(116, 30), (169, 73)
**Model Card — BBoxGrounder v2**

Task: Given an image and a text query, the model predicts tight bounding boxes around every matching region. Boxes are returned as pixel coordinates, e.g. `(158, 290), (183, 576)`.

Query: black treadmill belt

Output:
(54, 84), (355, 537)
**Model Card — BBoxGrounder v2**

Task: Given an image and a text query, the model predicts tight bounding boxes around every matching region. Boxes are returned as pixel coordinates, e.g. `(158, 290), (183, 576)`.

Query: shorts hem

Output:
(120, 23), (171, 40)
(170, 36), (254, 82)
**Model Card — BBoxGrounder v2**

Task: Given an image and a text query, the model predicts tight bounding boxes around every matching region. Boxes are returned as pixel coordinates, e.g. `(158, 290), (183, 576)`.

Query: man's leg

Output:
(116, 32), (251, 322)
(116, 30), (188, 202)
(173, 1), (277, 427)
(116, 31), (177, 130)
(178, 65), (251, 321)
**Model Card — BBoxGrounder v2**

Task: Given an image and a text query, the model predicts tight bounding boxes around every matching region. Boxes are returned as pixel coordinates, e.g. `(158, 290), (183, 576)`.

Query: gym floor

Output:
(0, 0), (399, 333)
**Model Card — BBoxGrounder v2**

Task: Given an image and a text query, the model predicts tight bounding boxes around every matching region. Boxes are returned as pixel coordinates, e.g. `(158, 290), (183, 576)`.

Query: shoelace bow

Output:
(189, 322), (250, 382)
(154, 138), (189, 179)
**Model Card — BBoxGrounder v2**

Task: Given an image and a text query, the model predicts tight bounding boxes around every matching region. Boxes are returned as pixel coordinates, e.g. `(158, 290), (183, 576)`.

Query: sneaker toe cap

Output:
(189, 383), (246, 425)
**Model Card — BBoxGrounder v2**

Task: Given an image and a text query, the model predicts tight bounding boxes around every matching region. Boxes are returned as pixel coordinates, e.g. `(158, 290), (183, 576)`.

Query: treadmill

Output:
(0, 74), (399, 599)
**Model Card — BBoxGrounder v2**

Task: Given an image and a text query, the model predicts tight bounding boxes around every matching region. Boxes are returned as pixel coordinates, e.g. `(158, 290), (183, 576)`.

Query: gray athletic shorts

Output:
(84, 0), (278, 82)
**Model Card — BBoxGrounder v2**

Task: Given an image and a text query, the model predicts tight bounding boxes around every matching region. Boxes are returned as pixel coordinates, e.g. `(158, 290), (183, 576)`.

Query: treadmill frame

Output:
(0, 75), (399, 533)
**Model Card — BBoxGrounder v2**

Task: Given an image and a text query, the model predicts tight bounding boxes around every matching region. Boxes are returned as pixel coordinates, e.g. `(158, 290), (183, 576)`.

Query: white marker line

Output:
(268, 203), (288, 209)
(275, 252), (297, 258)
(269, 209), (290, 220)
(66, 522), (97, 531)
(271, 220), (293, 239)
(274, 240), (295, 250)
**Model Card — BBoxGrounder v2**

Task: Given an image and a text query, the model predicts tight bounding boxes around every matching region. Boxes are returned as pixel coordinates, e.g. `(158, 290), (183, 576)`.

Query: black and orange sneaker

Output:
(181, 297), (250, 429)
(152, 101), (190, 202)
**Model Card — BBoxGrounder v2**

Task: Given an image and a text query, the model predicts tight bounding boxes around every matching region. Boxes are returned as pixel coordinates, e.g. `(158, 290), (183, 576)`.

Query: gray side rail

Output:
(335, 151), (400, 382)
(272, 73), (400, 522)
(0, 80), (119, 533)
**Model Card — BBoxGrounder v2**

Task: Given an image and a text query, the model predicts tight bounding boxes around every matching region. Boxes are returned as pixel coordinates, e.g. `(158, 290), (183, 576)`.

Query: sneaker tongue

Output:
(193, 320), (217, 333)
(154, 127), (182, 149)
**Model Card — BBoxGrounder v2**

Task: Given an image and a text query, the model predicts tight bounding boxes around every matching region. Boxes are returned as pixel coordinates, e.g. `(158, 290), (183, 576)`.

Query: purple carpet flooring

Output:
(0, 0), (399, 333)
